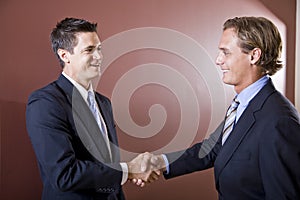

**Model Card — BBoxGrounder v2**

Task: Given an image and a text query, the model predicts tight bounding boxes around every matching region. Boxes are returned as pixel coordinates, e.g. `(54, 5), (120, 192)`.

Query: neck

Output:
(234, 73), (264, 94)
(63, 70), (91, 90)
(76, 79), (91, 90)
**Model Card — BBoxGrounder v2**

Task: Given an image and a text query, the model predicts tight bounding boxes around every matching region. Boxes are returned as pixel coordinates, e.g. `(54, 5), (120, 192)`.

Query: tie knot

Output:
(226, 97), (239, 117)
(232, 97), (240, 108)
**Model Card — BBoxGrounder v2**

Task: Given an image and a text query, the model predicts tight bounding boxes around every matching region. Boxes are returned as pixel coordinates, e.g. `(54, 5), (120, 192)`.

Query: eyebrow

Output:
(219, 47), (230, 52)
(80, 45), (93, 53)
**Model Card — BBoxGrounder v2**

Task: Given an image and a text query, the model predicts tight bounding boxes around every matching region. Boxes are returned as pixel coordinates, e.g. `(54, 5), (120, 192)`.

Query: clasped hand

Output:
(127, 152), (166, 187)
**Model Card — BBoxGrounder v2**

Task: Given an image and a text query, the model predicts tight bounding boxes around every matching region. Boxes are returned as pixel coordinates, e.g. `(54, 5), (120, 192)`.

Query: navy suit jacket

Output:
(164, 79), (300, 200)
(26, 75), (125, 200)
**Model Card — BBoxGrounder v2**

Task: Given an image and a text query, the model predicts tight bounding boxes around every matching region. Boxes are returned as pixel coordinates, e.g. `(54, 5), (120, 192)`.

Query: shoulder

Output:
(27, 80), (67, 107)
(265, 91), (299, 119)
(258, 90), (300, 139)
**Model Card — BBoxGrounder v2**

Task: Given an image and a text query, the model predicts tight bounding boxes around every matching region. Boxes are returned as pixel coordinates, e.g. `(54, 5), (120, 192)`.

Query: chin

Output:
(222, 76), (228, 83)
(222, 79), (233, 86)
(94, 73), (101, 78)
(89, 72), (100, 79)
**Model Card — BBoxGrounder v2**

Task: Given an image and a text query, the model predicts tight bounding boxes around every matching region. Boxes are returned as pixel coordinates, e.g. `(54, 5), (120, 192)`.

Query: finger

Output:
(154, 170), (161, 176)
(144, 172), (158, 183)
(136, 179), (143, 186)
(149, 173), (159, 182)
(132, 178), (137, 184)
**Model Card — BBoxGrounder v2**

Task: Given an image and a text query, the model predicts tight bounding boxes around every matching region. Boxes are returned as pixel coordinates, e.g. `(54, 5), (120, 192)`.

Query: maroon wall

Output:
(1, 0), (296, 199)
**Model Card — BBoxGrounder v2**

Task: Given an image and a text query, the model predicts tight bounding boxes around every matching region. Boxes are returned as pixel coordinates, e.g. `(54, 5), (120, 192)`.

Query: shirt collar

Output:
(62, 72), (93, 104)
(236, 75), (269, 108)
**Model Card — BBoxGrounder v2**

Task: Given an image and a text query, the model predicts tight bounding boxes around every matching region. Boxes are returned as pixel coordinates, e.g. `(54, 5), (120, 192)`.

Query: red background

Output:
(0, 0), (296, 199)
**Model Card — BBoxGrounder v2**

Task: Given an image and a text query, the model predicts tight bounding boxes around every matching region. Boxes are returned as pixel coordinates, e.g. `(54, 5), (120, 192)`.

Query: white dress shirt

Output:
(62, 72), (128, 185)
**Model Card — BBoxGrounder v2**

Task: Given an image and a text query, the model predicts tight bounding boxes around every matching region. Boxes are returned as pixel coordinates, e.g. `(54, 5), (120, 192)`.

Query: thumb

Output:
(140, 154), (150, 172)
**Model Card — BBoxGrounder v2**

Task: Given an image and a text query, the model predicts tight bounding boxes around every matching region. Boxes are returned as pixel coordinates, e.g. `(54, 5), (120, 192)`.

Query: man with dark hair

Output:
(26, 17), (158, 200)
(141, 16), (300, 199)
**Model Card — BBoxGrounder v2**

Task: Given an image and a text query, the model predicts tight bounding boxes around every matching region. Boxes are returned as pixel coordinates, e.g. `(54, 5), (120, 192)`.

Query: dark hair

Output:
(223, 16), (282, 76)
(50, 17), (98, 67)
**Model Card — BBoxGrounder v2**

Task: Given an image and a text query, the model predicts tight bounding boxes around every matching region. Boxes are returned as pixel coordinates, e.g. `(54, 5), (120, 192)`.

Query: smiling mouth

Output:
(91, 63), (101, 67)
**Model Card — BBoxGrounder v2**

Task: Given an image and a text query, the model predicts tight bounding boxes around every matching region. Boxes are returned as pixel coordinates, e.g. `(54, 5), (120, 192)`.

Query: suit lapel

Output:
(95, 94), (120, 162)
(56, 75), (111, 163)
(214, 106), (256, 183)
(214, 79), (276, 185)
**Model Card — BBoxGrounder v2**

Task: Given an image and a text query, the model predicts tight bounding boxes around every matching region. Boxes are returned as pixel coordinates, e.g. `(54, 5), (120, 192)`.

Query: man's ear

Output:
(57, 49), (70, 64)
(250, 48), (261, 65)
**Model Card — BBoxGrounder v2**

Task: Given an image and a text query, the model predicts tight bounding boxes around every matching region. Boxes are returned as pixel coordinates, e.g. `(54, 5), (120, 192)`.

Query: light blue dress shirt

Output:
(235, 75), (269, 123)
(163, 75), (270, 174)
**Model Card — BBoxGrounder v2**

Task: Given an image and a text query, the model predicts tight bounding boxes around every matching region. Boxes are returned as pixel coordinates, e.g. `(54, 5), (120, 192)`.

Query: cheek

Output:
(233, 63), (251, 80)
(85, 56), (94, 65)
(225, 61), (241, 79)
(79, 56), (93, 68)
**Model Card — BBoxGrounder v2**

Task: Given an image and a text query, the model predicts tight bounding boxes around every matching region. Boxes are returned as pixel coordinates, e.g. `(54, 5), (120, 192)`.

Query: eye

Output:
(86, 48), (93, 53)
(223, 50), (230, 56)
(97, 46), (102, 52)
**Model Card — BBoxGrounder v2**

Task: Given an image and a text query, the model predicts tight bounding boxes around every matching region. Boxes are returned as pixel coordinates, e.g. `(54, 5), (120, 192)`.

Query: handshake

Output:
(126, 152), (166, 187)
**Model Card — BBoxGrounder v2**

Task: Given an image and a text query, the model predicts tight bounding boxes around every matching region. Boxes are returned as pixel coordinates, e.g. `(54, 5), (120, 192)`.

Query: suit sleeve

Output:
(259, 116), (300, 199)
(26, 90), (123, 192)
(164, 121), (224, 179)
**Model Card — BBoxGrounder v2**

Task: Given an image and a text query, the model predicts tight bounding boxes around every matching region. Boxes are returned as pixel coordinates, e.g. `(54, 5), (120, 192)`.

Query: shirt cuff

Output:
(161, 154), (170, 174)
(120, 162), (128, 185)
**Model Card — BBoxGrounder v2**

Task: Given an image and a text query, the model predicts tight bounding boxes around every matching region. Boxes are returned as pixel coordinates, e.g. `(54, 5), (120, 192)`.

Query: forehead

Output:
(74, 32), (101, 47)
(218, 28), (239, 49)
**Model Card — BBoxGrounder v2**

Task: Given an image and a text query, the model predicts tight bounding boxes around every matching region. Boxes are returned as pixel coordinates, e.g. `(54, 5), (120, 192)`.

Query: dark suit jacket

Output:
(26, 75), (125, 200)
(164, 79), (300, 200)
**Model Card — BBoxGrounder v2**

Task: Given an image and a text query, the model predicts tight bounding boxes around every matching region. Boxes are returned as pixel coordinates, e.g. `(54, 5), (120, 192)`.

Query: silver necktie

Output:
(222, 98), (240, 145)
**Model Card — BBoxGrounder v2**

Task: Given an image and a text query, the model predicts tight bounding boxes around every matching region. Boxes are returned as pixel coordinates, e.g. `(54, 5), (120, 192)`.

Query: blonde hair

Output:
(223, 16), (283, 75)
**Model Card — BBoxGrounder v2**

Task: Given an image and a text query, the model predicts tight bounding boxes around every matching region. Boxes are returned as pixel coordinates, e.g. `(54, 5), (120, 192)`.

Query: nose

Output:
(93, 49), (103, 60)
(215, 52), (224, 66)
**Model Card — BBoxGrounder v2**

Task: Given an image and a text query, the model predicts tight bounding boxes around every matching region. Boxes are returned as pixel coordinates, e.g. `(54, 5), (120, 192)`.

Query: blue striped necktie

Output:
(87, 91), (112, 160)
(222, 97), (240, 145)
(87, 91), (106, 136)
